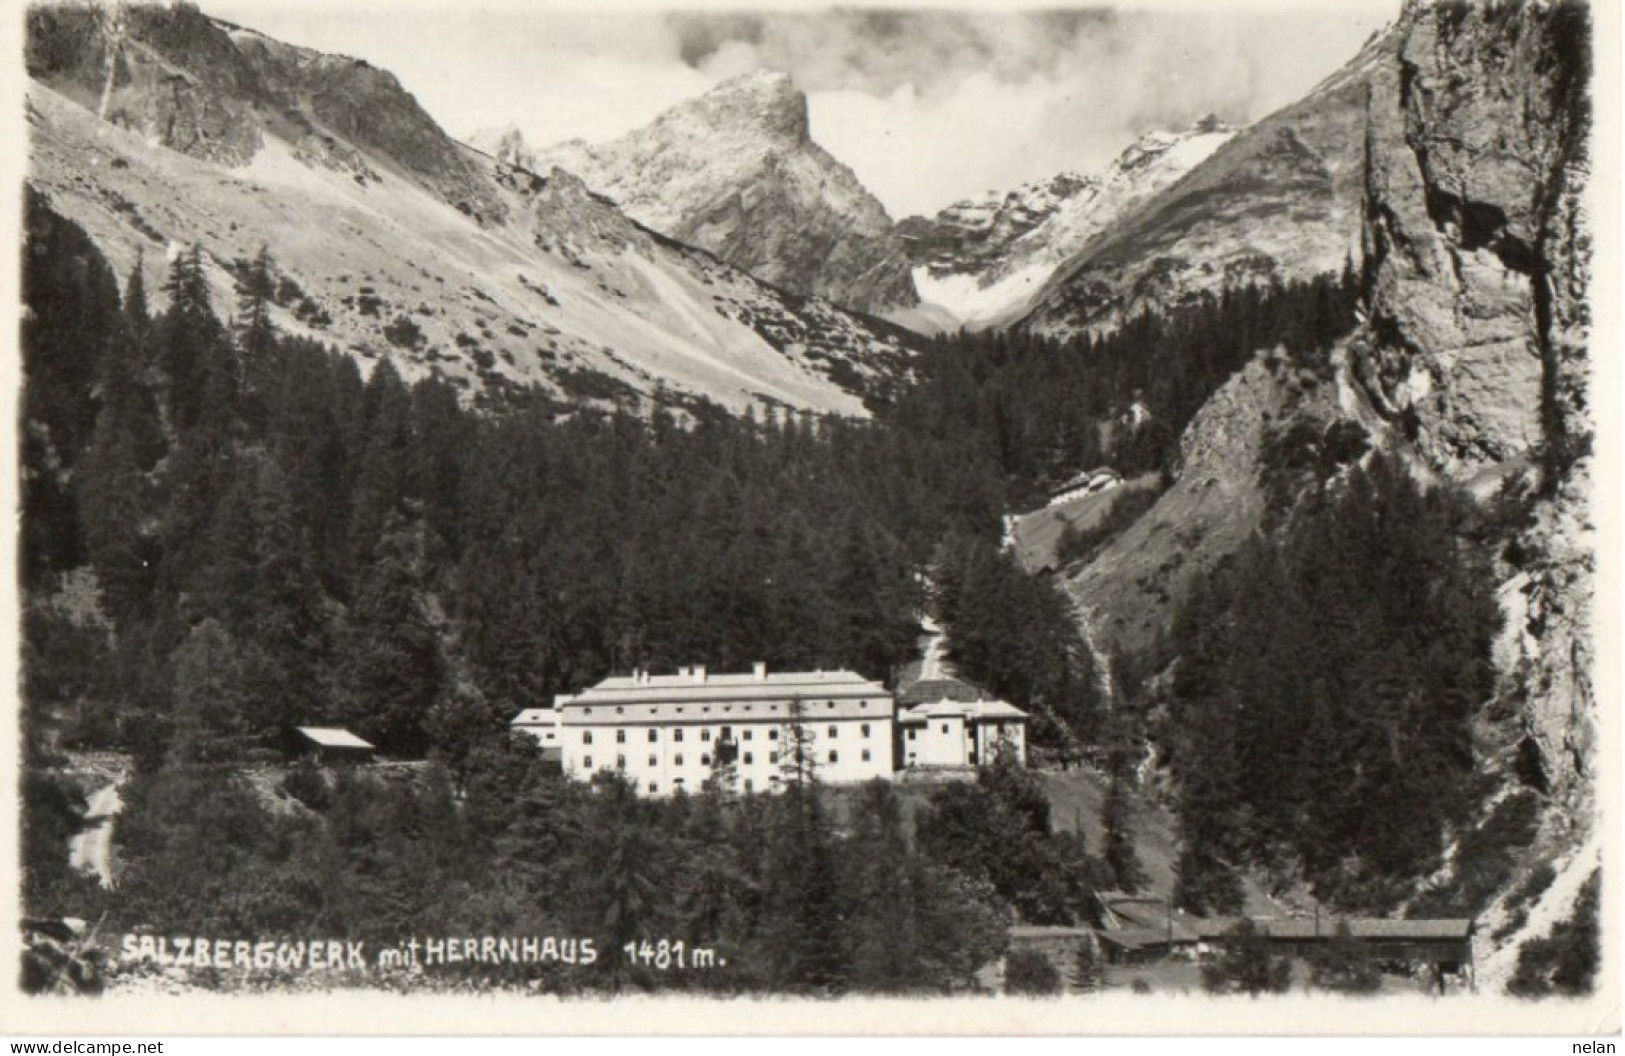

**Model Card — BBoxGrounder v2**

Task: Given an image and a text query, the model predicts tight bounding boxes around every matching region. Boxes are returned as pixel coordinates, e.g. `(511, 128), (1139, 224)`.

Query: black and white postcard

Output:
(4, 0), (1618, 1037)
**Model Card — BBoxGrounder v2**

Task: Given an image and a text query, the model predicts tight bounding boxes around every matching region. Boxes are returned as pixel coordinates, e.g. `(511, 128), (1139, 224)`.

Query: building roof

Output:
(295, 726), (374, 750)
(511, 709), (556, 726)
(897, 676), (986, 707)
(1009, 925), (1094, 940)
(562, 666), (888, 707)
(1195, 917), (1474, 942)
(899, 698), (1028, 723)
(1096, 926), (1193, 951)
(1050, 467), (1121, 496)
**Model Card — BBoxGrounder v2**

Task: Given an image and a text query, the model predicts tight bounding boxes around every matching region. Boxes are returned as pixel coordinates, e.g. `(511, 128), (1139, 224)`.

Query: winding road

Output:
(68, 780), (123, 888)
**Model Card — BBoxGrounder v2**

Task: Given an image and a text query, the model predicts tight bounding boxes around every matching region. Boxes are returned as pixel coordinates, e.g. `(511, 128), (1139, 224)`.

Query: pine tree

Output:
(341, 512), (446, 756)
(167, 618), (251, 765)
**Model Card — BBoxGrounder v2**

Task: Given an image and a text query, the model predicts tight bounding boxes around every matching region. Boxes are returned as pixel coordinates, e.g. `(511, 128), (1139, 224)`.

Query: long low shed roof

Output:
(295, 726), (374, 750)
(1196, 918), (1474, 941)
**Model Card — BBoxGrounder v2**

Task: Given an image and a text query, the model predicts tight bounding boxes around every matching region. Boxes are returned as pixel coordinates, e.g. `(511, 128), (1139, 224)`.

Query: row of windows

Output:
(584, 699), (881, 717)
(903, 724), (1024, 740)
(647, 777), (779, 795)
(580, 749), (875, 770)
(583, 723), (874, 746)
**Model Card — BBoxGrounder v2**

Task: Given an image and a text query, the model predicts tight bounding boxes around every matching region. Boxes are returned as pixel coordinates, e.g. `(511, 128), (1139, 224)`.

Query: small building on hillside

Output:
(1046, 467), (1122, 508)
(1094, 892), (1200, 965)
(1194, 916), (1476, 990)
(510, 708), (564, 771)
(898, 697), (1028, 768)
(291, 726), (375, 765)
(893, 665), (1028, 769)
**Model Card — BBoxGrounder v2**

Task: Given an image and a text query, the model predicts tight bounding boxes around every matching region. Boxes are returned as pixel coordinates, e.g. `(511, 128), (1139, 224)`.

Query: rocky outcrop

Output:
(534, 71), (920, 317)
(1356, 0), (1593, 804)
(26, 2), (503, 223)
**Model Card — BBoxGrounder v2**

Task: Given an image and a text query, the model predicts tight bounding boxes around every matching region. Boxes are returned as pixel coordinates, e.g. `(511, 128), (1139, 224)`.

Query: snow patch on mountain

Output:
(901, 117), (1234, 331)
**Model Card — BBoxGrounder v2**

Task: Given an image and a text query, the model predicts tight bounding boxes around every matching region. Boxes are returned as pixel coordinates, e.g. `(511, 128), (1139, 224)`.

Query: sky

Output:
(204, 1), (1398, 218)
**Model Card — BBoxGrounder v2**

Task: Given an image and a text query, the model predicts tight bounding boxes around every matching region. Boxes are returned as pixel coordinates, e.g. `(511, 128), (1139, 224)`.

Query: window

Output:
(941, 724), (950, 734)
(828, 726), (838, 739)
(701, 754), (711, 766)
(828, 750), (839, 764)
(862, 749), (871, 762)
(583, 755), (593, 769)
(743, 730), (753, 741)
(583, 731), (594, 745)
(649, 782), (658, 794)
(616, 754), (625, 769)
(769, 752), (779, 764)
(648, 754), (657, 767)
(674, 729), (684, 743)
(744, 779), (754, 793)
(908, 730), (917, 741)
(743, 752), (753, 765)
(769, 729), (779, 741)
(648, 729), (658, 743)
(675, 754), (684, 766)
(702, 729), (712, 742)
(616, 729), (626, 744)
(827, 701), (835, 709)
(861, 723), (871, 738)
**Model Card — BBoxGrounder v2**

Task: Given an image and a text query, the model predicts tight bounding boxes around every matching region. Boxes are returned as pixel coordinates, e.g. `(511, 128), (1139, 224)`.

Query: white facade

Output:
(519, 664), (894, 796)
(899, 699), (1027, 768)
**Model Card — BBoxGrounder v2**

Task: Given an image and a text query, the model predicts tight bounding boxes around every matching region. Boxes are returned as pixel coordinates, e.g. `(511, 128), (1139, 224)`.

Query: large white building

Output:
(511, 661), (1028, 796)
(516, 663), (895, 796)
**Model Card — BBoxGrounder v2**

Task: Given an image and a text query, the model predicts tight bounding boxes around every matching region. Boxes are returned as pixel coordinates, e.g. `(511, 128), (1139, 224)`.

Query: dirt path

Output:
(68, 780), (123, 888)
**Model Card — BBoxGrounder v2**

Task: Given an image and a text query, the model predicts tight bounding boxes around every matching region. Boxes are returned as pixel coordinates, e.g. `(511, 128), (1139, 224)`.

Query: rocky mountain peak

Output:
(662, 69), (809, 145)
(468, 123), (537, 170)
(528, 68), (916, 317)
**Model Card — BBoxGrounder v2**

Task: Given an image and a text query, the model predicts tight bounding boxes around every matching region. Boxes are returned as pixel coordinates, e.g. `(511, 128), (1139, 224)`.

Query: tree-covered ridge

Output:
(880, 263), (1359, 506)
(20, 189), (1095, 772)
(1164, 454), (1504, 913)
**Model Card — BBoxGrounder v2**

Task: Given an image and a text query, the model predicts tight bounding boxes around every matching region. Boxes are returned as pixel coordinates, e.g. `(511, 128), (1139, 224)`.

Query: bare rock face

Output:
(534, 71), (920, 317)
(1357, 0), (1592, 803)
(1358, 1), (1591, 476)
(26, 2), (504, 223)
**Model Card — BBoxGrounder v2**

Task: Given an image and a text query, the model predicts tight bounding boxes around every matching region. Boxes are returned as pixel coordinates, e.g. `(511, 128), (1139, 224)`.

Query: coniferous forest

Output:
(20, 184), (1530, 992)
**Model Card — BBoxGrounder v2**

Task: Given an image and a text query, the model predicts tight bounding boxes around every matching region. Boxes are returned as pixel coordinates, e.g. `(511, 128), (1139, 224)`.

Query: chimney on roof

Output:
(753, 661), (767, 682)
(693, 665), (707, 683)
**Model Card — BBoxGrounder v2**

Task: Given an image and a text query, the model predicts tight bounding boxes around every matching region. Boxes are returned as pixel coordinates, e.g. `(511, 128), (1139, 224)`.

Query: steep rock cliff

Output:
(1357, 0), (1593, 806)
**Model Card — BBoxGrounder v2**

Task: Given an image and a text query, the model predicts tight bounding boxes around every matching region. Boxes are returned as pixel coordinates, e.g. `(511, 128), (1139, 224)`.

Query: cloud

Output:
(656, 6), (1391, 215)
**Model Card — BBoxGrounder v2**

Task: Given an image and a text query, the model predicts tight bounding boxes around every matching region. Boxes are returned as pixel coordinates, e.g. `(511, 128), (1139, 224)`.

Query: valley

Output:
(16, 0), (1601, 1008)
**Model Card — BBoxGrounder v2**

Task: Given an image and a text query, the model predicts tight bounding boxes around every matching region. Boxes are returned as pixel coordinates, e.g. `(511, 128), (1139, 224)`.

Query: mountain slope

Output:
(530, 71), (922, 320)
(25, 5), (915, 416)
(1050, 0), (1593, 941)
(898, 117), (1235, 332)
(1018, 34), (1388, 339)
